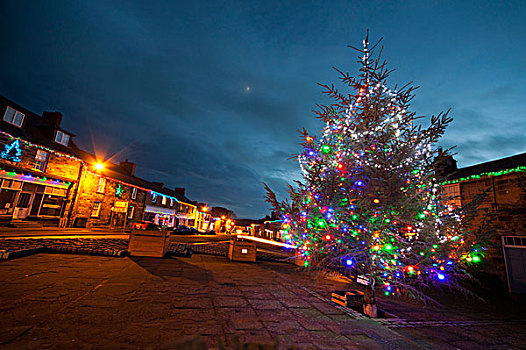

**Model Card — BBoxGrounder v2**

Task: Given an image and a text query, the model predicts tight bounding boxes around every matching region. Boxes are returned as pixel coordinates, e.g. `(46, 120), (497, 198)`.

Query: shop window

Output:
(0, 189), (17, 215)
(54, 130), (70, 146)
(162, 196), (167, 205)
(91, 201), (102, 217)
(1, 179), (22, 190)
(97, 178), (106, 193)
(44, 187), (67, 196)
(3, 106), (25, 127)
(127, 205), (135, 219)
(39, 195), (64, 217)
(33, 150), (49, 172)
(131, 187), (137, 200)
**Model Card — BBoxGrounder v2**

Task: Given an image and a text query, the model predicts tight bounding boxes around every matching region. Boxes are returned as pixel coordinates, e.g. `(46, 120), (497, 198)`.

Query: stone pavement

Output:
(0, 253), (432, 350)
(1, 254), (525, 349)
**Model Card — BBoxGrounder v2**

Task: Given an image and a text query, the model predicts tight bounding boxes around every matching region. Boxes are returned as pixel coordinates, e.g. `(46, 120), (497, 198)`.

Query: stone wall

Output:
(459, 172), (526, 279)
(72, 171), (147, 228)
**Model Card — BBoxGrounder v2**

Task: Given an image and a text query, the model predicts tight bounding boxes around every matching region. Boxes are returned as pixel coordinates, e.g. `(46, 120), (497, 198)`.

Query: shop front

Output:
(143, 205), (177, 228)
(0, 171), (71, 224)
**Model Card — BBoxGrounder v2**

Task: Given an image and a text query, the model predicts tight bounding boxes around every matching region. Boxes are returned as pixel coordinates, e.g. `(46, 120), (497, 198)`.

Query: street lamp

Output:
(95, 162), (104, 171)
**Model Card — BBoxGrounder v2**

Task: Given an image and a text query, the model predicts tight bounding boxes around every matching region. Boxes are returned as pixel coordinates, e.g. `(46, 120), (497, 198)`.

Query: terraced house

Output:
(0, 95), (212, 230)
(0, 95), (80, 227)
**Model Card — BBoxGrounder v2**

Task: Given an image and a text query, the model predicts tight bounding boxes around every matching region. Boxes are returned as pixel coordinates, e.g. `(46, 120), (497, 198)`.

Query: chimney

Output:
(174, 187), (186, 197)
(152, 182), (164, 189)
(119, 159), (136, 176)
(434, 148), (458, 179)
(42, 112), (63, 127)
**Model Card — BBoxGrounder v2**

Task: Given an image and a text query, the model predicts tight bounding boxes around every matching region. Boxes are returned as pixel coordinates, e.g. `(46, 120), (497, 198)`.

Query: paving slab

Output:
(0, 253), (525, 349)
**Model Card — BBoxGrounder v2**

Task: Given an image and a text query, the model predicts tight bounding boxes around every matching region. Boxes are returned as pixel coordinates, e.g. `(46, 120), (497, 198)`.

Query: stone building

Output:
(0, 94), (219, 232)
(440, 151), (526, 292)
(0, 95), (82, 226)
(67, 153), (151, 229)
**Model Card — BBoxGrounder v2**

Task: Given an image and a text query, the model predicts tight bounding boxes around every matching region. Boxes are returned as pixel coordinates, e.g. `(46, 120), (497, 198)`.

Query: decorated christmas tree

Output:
(265, 34), (484, 316)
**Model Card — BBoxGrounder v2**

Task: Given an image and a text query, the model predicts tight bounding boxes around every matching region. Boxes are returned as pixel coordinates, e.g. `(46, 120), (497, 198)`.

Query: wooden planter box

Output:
(331, 290), (364, 308)
(228, 237), (256, 262)
(128, 229), (170, 258)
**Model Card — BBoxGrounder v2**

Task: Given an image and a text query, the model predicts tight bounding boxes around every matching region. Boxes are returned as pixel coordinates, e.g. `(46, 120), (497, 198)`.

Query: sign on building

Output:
(113, 200), (128, 213)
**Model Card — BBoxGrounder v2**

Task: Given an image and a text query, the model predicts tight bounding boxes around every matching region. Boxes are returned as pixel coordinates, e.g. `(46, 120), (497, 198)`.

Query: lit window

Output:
(442, 184), (461, 208)
(152, 192), (157, 202)
(170, 198), (174, 207)
(3, 106), (25, 127)
(162, 196), (167, 205)
(127, 205), (135, 219)
(131, 187), (137, 200)
(91, 201), (102, 217)
(33, 150), (49, 172)
(97, 178), (106, 193)
(54, 130), (70, 146)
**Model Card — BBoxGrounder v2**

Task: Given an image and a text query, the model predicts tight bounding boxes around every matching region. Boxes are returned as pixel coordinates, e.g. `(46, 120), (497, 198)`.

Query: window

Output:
(44, 186), (67, 196)
(162, 196), (167, 205)
(1, 179), (22, 190)
(442, 184), (461, 208)
(170, 198), (174, 207)
(3, 106), (25, 127)
(127, 205), (135, 219)
(97, 178), (106, 193)
(54, 130), (70, 146)
(131, 187), (137, 200)
(152, 192), (157, 202)
(33, 150), (49, 171)
(91, 201), (102, 217)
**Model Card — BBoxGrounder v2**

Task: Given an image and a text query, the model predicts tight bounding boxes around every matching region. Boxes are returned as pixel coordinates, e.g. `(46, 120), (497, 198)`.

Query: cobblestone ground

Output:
(1, 239), (525, 349)
(0, 238), (287, 263)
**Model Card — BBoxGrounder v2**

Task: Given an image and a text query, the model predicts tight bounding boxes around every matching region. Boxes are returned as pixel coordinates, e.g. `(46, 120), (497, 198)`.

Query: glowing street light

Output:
(94, 162), (104, 171)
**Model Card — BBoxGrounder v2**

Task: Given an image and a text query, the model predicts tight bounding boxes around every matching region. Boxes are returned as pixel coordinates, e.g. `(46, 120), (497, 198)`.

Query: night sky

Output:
(1, 1), (525, 218)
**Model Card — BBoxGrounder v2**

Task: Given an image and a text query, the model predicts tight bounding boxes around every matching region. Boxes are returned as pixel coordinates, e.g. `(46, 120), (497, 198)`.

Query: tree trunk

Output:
(363, 279), (378, 318)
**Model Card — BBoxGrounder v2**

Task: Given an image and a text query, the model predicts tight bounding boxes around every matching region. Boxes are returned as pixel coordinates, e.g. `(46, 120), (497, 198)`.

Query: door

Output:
(13, 192), (33, 219)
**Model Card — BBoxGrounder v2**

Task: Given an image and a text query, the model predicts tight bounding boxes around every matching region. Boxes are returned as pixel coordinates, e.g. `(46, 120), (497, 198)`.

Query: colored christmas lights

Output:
(0, 140), (22, 162)
(265, 35), (485, 306)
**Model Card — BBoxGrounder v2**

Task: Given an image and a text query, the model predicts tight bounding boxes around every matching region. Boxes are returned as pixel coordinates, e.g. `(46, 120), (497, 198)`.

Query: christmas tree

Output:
(265, 34), (484, 316)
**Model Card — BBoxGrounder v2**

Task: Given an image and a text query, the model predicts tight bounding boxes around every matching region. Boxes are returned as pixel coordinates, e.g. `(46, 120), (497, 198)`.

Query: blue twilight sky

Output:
(1, 1), (525, 218)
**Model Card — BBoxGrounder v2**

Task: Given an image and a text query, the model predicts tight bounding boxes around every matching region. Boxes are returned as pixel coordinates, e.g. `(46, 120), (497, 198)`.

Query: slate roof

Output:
(0, 95), (80, 158)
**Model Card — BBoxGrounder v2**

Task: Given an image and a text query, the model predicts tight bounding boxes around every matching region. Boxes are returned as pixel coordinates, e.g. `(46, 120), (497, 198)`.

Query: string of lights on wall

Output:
(442, 165), (526, 185)
(0, 167), (72, 187)
(0, 129), (189, 205)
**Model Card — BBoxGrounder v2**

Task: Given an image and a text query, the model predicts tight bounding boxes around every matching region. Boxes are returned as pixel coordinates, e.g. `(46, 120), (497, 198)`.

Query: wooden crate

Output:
(128, 229), (170, 258)
(228, 238), (256, 262)
(330, 290), (364, 308)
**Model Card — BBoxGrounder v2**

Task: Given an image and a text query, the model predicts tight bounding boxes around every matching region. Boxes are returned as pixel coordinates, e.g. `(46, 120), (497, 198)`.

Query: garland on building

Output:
(443, 165), (526, 185)
(265, 35), (484, 314)
(0, 130), (81, 161)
